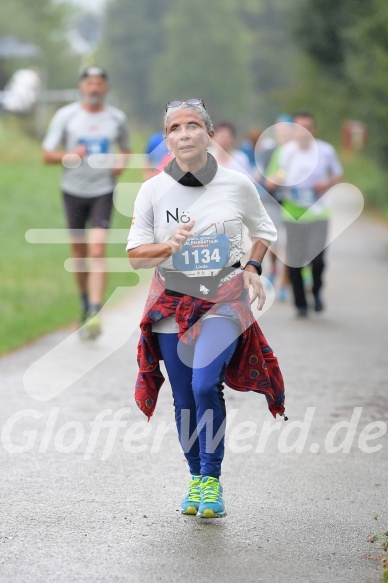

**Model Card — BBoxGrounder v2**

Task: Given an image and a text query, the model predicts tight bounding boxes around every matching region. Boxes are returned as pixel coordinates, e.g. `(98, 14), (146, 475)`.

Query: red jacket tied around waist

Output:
(135, 270), (286, 420)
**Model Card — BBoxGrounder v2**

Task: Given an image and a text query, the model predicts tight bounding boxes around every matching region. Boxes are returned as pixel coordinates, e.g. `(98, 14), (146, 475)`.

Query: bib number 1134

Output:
(172, 234), (230, 272)
(181, 247), (221, 265)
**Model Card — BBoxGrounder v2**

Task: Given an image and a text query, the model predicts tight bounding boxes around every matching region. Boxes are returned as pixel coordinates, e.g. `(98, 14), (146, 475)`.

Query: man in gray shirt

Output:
(42, 66), (130, 339)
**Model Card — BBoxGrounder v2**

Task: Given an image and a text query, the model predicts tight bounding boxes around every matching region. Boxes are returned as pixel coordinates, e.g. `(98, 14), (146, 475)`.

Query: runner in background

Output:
(212, 121), (252, 176)
(261, 114), (294, 300)
(157, 151), (174, 173)
(42, 66), (130, 339)
(143, 129), (169, 180)
(239, 127), (263, 178)
(277, 110), (343, 317)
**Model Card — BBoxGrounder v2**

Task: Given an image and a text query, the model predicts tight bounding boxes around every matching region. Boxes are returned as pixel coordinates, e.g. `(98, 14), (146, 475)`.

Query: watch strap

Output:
(244, 260), (262, 276)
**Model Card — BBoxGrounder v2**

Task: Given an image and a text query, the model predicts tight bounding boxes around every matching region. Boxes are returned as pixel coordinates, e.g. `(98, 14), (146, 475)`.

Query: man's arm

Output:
(314, 145), (343, 195)
(112, 114), (131, 175)
(42, 145), (87, 165)
(42, 107), (87, 165)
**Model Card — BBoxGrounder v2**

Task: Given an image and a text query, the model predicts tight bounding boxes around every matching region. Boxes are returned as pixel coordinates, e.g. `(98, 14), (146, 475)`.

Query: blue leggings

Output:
(157, 317), (239, 478)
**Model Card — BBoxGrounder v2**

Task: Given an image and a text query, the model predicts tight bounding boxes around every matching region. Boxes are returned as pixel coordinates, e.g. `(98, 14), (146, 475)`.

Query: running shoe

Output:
(267, 271), (276, 286)
(80, 309), (88, 324)
(314, 293), (324, 312)
(78, 310), (89, 340)
(197, 476), (226, 518)
(181, 475), (202, 515)
(296, 307), (308, 318)
(277, 287), (288, 302)
(264, 271), (276, 290)
(79, 311), (102, 340)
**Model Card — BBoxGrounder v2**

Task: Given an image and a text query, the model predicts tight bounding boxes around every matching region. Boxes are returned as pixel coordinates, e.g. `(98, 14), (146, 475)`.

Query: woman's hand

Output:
(243, 267), (266, 310)
(167, 220), (195, 254)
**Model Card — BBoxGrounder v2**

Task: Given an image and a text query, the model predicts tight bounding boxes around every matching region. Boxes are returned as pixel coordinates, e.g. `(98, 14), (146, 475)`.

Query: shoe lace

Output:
(201, 478), (220, 503)
(188, 479), (201, 503)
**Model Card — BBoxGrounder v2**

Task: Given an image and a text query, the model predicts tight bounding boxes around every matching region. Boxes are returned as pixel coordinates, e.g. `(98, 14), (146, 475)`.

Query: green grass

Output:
(0, 117), (146, 354)
(341, 150), (388, 221)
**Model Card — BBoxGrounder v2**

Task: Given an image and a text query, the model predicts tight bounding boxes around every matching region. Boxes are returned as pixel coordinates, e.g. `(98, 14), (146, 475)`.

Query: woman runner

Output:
(127, 99), (286, 518)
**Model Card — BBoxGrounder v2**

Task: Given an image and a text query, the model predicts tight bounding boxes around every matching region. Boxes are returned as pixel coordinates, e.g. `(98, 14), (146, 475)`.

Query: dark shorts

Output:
(62, 191), (114, 235)
(285, 219), (328, 268)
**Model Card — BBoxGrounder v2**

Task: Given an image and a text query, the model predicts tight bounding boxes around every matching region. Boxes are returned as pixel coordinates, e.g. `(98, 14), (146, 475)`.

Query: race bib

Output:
(289, 187), (317, 207)
(172, 234), (230, 276)
(78, 137), (109, 155)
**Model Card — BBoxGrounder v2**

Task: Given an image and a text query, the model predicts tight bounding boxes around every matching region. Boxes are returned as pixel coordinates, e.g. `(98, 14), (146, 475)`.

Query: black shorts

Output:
(62, 191), (114, 235)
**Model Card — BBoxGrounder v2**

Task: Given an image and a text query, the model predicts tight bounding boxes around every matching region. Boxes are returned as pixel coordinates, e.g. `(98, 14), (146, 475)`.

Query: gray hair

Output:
(164, 102), (213, 135)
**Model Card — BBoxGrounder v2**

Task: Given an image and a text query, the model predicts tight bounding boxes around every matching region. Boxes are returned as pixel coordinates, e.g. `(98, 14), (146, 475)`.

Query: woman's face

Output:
(165, 109), (213, 170)
(294, 116), (315, 149)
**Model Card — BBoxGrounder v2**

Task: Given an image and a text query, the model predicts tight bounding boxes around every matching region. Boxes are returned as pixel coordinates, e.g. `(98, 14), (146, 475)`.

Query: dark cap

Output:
(79, 65), (108, 81)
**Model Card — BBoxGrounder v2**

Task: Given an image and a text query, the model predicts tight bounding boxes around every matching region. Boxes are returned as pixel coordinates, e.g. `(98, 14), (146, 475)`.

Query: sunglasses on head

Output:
(165, 98), (206, 112)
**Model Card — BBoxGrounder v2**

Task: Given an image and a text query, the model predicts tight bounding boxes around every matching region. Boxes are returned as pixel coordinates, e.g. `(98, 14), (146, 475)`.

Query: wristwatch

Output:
(243, 260), (262, 276)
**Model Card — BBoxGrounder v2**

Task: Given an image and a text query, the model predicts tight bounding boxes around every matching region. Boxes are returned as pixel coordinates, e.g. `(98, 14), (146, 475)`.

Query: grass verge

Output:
(341, 150), (388, 221)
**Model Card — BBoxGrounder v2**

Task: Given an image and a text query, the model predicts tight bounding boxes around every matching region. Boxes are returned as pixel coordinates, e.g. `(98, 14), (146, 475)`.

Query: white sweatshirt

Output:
(126, 165), (277, 333)
(126, 165), (277, 265)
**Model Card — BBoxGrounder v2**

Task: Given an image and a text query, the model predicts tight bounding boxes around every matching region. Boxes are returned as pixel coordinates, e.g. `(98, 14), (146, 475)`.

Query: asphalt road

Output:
(0, 211), (387, 583)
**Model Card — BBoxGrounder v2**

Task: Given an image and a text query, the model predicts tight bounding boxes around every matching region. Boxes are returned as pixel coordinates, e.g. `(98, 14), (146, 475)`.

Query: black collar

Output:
(164, 153), (218, 187)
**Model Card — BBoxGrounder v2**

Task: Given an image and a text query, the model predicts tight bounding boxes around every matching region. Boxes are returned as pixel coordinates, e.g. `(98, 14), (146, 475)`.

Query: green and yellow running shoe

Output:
(181, 475), (202, 515)
(197, 476), (226, 518)
(79, 311), (101, 341)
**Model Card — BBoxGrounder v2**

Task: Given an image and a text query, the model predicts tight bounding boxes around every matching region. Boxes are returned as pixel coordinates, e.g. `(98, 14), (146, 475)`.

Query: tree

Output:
(150, 0), (252, 126)
(0, 0), (80, 90)
(295, 0), (353, 78)
(346, 0), (388, 163)
(101, 0), (174, 123)
(101, 0), (303, 128)
(238, 0), (300, 124)
(292, 0), (388, 161)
